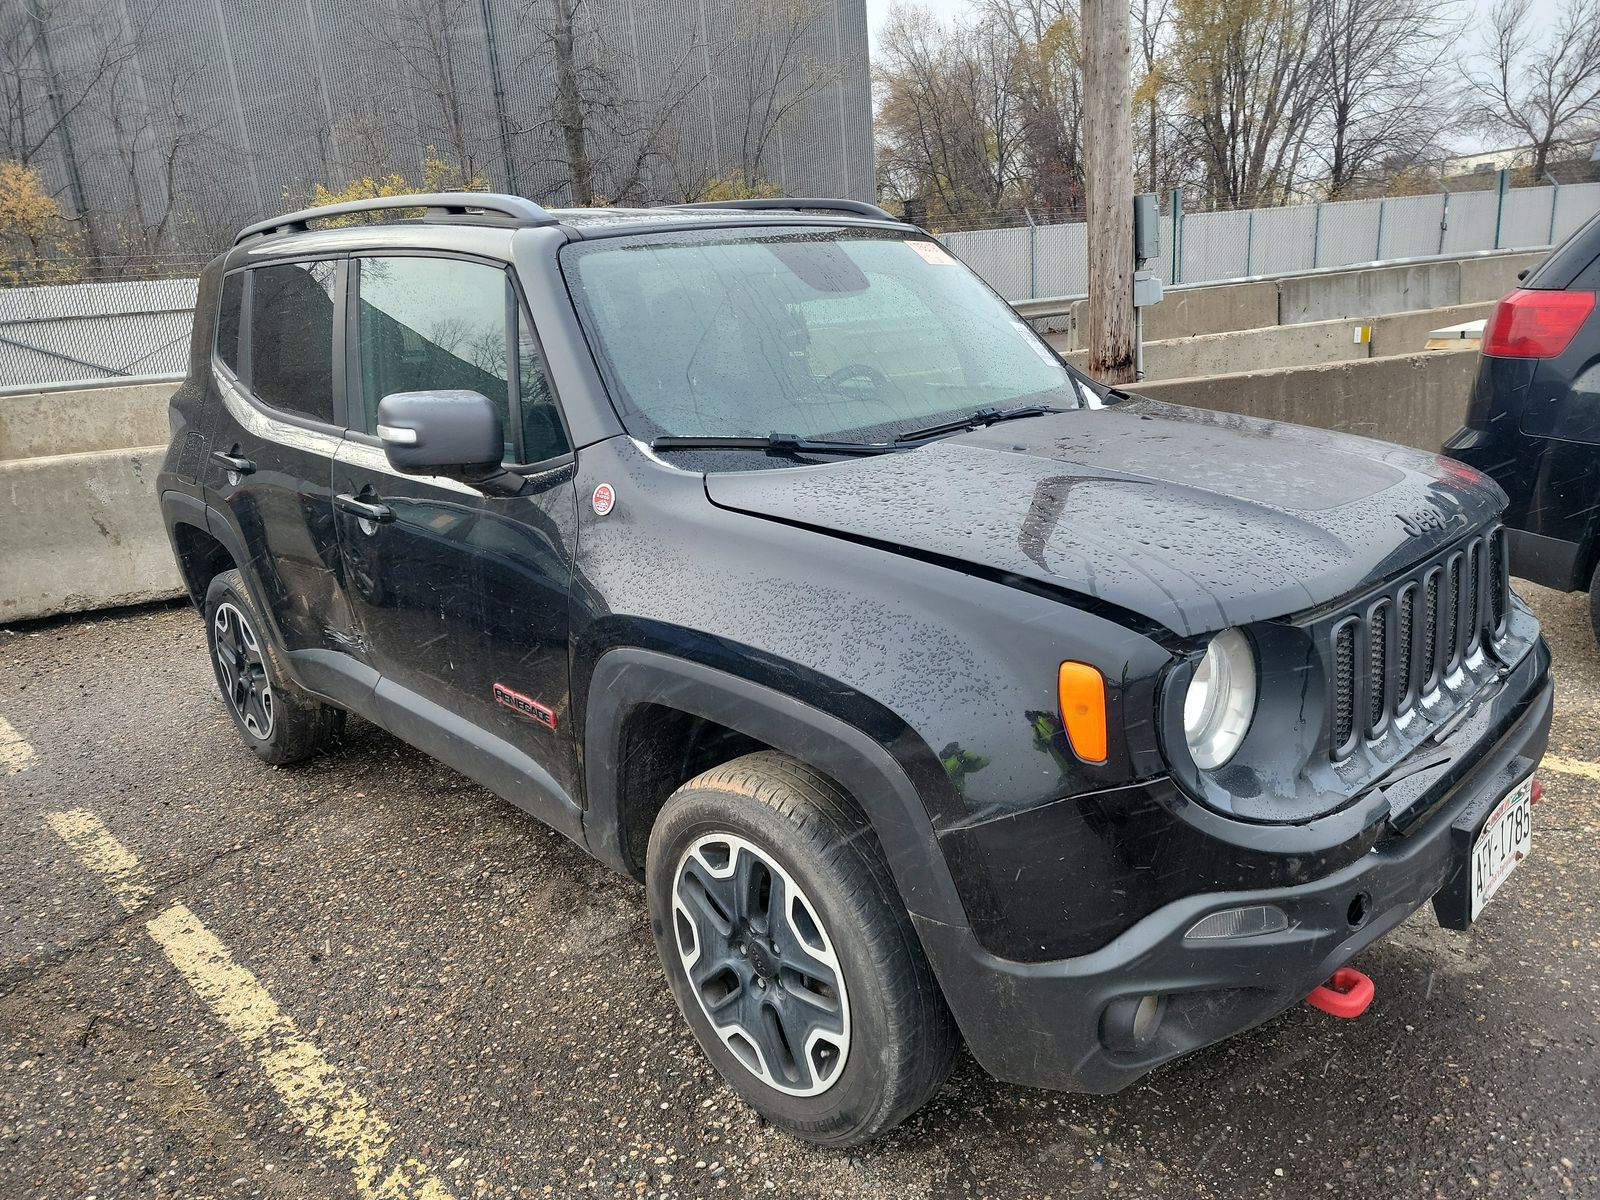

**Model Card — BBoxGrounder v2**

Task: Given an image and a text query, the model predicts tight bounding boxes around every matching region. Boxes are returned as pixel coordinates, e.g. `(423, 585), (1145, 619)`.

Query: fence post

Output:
(1374, 198), (1386, 260)
(1245, 209), (1255, 275)
(1545, 174), (1560, 245)
(1312, 201), (1322, 268)
(1176, 209), (1186, 284)
(1169, 188), (1181, 284)
(1439, 190), (1450, 255)
(1025, 208), (1038, 299)
(1493, 168), (1508, 249)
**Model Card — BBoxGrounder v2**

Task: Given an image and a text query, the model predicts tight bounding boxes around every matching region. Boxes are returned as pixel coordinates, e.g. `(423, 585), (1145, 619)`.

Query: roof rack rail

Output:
(234, 192), (557, 245)
(672, 197), (901, 222)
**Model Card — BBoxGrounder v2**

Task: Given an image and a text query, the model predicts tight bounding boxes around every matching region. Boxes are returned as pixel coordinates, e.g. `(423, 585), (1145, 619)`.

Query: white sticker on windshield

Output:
(907, 239), (956, 266)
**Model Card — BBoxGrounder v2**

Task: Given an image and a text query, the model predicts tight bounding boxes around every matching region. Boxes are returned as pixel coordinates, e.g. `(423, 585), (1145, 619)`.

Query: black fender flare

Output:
(159, 491), (305, 673)
(580, 646), (972, 931)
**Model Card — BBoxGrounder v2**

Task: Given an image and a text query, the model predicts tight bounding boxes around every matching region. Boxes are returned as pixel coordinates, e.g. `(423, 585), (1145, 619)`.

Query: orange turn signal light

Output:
(1058, 661), (1108, 764)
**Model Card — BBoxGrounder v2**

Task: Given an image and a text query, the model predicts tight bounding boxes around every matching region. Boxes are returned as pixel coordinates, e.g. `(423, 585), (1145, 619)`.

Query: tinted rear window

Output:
(1524, 211), (1600, 291)
(249, 261), (337, 424)
(216, 272), (243, 373)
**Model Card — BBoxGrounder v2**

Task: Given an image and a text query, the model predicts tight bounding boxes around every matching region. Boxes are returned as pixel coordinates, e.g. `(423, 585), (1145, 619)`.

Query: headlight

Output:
(1183, 628), (1256, 769)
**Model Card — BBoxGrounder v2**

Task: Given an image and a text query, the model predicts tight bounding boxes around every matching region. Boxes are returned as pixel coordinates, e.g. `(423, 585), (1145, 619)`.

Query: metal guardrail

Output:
(0, 372), (183, 399)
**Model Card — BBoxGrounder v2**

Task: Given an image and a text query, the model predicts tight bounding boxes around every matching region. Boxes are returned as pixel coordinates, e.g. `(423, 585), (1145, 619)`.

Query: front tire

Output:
(203, 569), (344, 765)
(646, 751), (959, 1147)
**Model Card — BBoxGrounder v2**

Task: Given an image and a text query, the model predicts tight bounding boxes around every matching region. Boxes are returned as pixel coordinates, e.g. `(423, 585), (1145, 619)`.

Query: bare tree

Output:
(1131, 0), (1183, 193)
(875, 5), (1026, 225)
(981, 0), (1085, 214)
(1313, 0), (1459, 197)
(516, 0), (710, 205)
(355, 0), (497, 183)
(719, 0), (840, 190)
(1172, 0), (1325, 206)
(94, 51), (255, 262)
(1467, 0), (1600, 178)
(0, 0), (141, 257)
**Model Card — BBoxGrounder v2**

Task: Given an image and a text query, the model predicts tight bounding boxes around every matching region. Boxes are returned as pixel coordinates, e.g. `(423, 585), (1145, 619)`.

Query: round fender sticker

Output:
(591, 483), (616, 516)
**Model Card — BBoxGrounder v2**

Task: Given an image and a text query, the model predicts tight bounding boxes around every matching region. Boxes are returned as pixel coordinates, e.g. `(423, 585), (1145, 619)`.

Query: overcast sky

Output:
(861, 0), (1569, 154)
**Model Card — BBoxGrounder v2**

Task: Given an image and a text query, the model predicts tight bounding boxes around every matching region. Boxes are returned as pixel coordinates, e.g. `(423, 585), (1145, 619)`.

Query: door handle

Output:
(211, 449), (255, 475)
(335, 492), (395, 524)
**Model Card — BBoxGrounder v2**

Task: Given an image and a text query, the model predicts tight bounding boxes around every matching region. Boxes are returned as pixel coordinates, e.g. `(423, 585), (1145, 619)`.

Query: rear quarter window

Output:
(216, 272), (243, 373)
(1524, 211), (1600, 291)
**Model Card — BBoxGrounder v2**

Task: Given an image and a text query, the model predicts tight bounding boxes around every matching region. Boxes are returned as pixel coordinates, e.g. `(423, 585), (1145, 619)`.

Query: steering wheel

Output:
(825, 363), (894, 394)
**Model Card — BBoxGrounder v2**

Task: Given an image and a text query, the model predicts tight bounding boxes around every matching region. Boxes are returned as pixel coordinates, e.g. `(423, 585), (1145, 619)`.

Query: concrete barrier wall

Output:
(1047, 280), (1278, 344)
(1, 445), (183, 622)
(0, 380), (177, 461)
(1459, 251), (1546, 302)
(1367, 302), (1495, 357)
(1034, 249), (1544, 347)
(1050, 301), (1496, 381)
(1137, 345), (1479, 452)
(1277, 260), (1462, 325)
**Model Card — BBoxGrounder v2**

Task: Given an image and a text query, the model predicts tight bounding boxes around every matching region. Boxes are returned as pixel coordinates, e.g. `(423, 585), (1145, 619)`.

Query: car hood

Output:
(703, 398), (1507, 637)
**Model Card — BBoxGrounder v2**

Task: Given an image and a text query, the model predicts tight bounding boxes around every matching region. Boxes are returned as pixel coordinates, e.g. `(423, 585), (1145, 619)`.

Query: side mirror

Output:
(376, 389), (504, 483)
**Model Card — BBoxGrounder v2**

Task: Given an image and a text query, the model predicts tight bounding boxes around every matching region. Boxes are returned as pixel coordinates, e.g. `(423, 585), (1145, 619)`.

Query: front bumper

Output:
(915, 642), (1552, 1093)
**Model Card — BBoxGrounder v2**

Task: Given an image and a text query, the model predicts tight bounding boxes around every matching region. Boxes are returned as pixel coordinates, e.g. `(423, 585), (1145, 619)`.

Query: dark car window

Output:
(216, 272), (243, 373)
(1524, 210), (1600, 291)
(249, 261), (337, 424)
(354, 256), (570, 464)
(518, 307), (568, 463)
(355, 256), (509, 438)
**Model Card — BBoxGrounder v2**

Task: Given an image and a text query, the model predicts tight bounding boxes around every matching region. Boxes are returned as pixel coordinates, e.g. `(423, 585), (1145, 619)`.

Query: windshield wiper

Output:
(893, 403), (1064, 444)
(650, 433), (897, 457)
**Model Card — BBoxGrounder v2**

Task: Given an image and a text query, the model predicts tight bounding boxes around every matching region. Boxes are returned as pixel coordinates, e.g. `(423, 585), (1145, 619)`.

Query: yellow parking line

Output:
(148, 905), (453, 1200)
(0, 716), (35, 774)
(49, 811), (456, 1200)
(46, 809), (154, 911)
(1540, 754), (1600, 784)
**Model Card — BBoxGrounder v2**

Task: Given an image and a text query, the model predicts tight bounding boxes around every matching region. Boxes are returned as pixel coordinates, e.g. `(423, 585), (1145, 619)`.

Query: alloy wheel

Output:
(213, 601), (275, 740)
(672, 833), (851, 1096)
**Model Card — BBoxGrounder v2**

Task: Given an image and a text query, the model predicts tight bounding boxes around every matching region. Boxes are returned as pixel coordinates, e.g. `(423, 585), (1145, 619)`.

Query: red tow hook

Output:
(1531, 778), (1544, 805)
(1305, 967), (1375, 1018)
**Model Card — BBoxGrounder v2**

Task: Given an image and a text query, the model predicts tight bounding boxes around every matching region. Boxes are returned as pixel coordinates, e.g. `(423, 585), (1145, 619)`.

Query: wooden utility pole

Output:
(1082, 0), (1136, 383)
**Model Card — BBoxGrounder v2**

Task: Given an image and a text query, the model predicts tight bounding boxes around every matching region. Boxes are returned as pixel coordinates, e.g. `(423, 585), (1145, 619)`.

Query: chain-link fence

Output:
(0, 258), (205, 391)
(3, 180), (1598, 391)
(942, 181), (1600, 302)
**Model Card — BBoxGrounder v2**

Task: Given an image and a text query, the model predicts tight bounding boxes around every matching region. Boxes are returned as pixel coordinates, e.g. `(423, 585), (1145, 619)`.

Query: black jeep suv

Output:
(160, 193), (1552, 1147)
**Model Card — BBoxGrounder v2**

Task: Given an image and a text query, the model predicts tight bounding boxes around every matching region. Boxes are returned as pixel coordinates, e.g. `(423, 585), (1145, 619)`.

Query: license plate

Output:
(1470, 775), (1533, 921)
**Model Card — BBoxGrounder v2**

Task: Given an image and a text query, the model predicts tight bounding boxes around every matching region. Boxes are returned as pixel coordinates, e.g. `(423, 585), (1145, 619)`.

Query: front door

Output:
(330, 252), (581, 808)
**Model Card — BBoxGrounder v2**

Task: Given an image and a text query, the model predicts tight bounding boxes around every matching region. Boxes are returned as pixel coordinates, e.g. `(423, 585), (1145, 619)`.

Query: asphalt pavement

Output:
(2, 584), (1596, 1199)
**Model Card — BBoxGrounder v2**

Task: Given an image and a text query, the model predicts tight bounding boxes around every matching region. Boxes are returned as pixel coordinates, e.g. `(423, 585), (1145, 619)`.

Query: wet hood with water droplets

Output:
(704, 398), (1506, 638)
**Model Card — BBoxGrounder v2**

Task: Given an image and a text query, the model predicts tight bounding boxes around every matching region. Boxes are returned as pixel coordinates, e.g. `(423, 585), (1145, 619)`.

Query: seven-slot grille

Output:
(1329, 527), (1509, 759)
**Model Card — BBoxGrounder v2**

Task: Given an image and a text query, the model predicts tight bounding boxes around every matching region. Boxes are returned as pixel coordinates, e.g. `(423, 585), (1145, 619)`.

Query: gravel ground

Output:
(1, 585), (1595, 1200)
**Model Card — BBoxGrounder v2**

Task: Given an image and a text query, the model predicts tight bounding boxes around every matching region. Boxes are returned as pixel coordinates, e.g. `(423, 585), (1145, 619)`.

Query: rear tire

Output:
(203, 569), (344, 765)
(646, 751), (960, 1147)
(1588, 561), (1600, 647)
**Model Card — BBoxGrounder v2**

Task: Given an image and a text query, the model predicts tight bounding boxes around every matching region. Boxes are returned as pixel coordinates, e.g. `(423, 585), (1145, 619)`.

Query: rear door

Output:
(330, 252), (582, 803)
(204, 257), (362, 672)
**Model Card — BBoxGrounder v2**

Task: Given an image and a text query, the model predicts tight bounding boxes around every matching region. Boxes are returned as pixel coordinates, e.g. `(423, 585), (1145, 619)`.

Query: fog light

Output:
(1131, 994), (1161, 1043)
(1101, 993), (1166, 1052)
(1185, 904), (1290, 940)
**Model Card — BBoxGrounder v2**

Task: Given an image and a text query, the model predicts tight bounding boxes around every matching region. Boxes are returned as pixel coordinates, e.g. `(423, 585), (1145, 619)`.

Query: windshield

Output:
(562, 228), (1093, 442)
